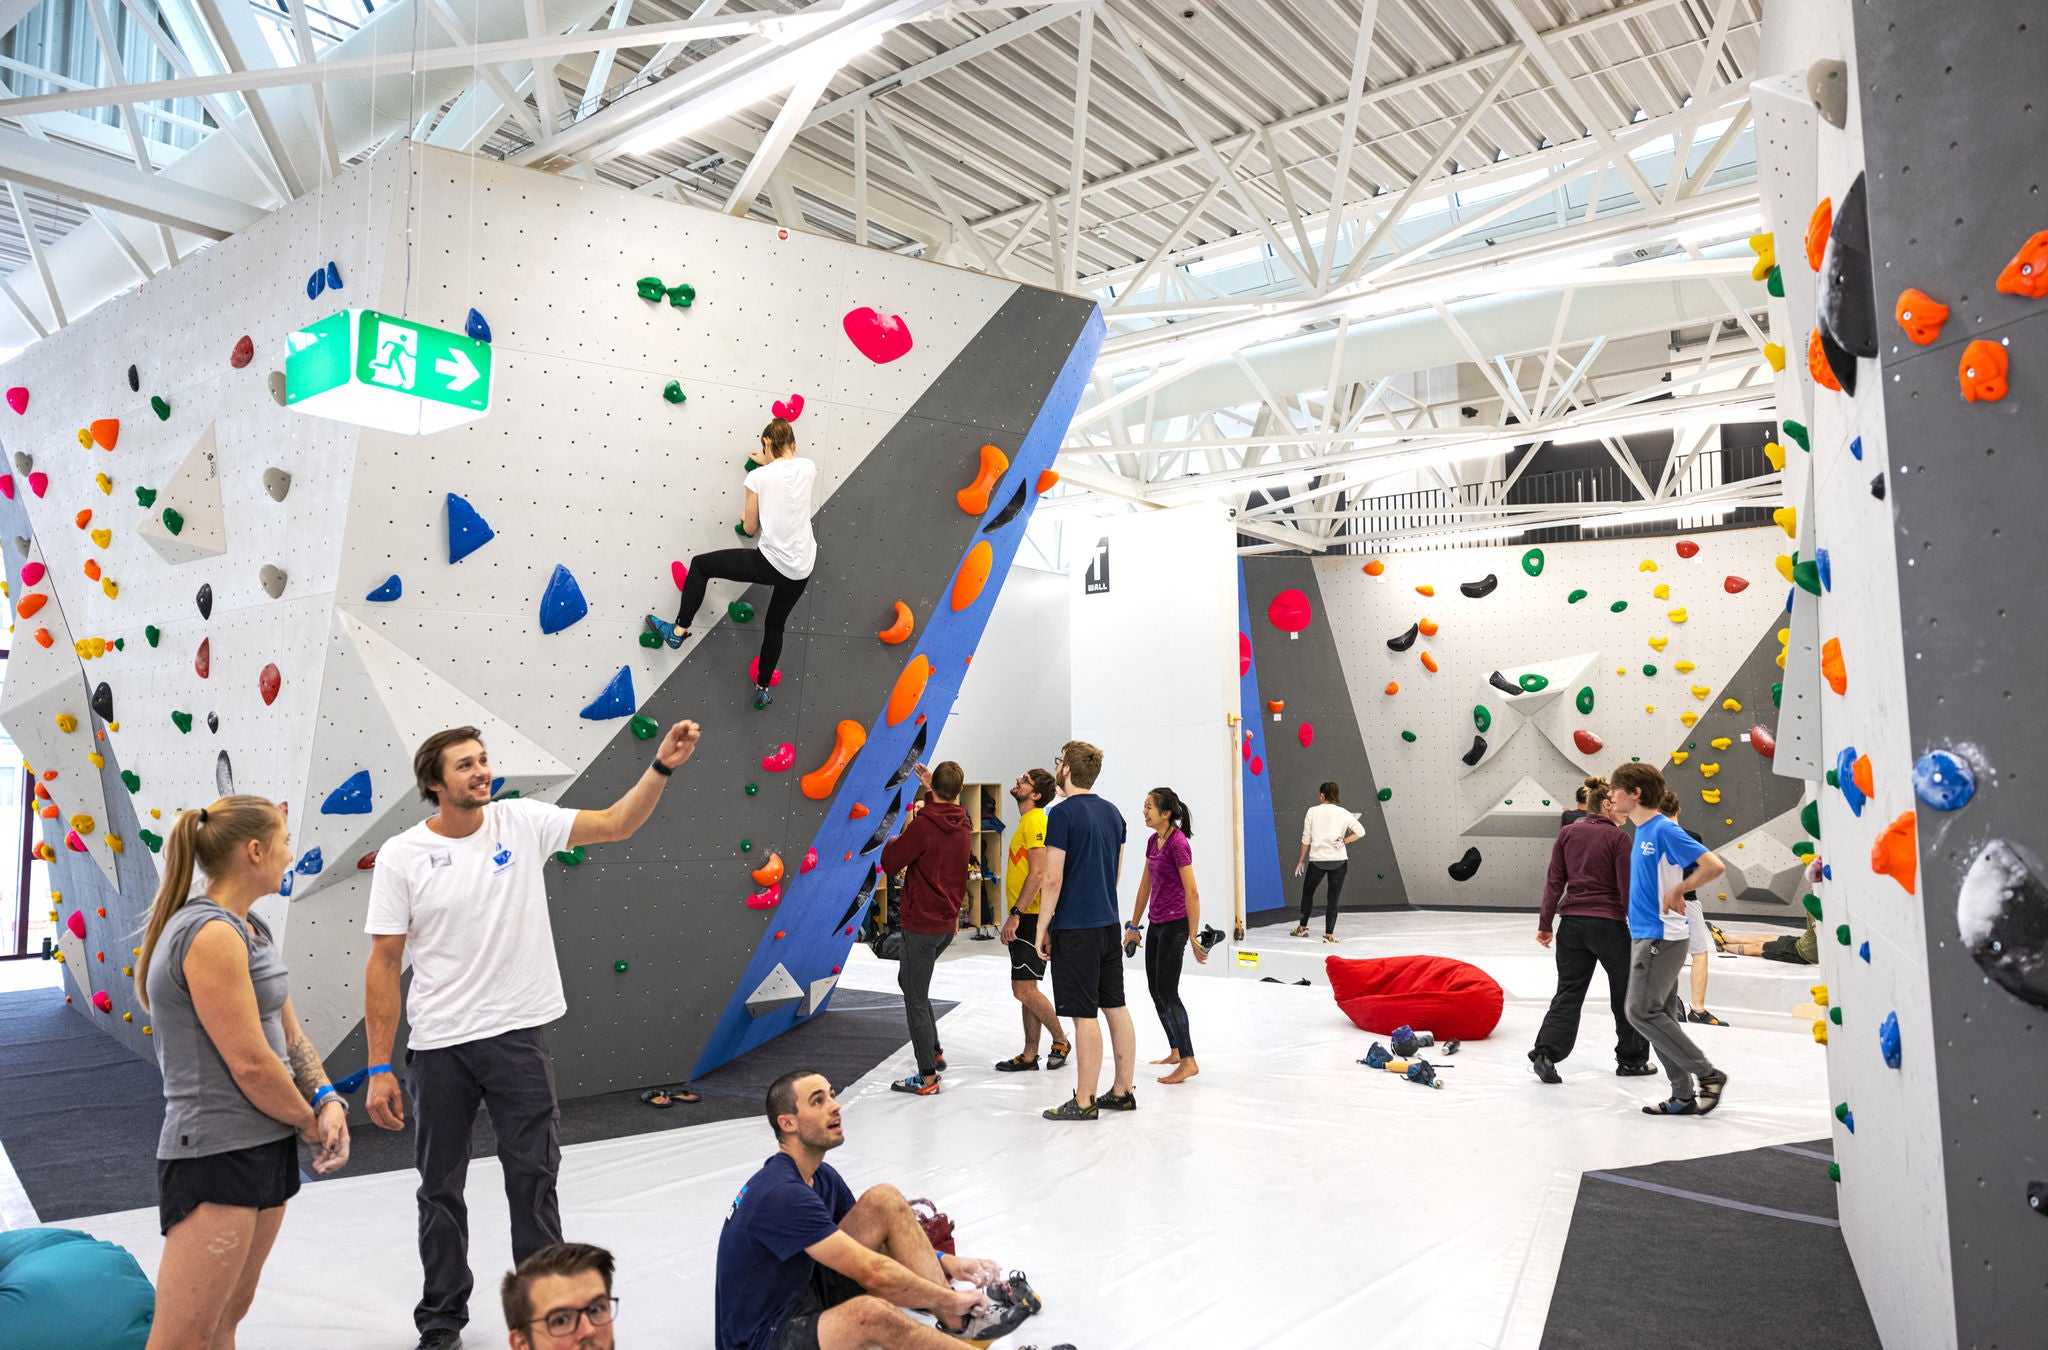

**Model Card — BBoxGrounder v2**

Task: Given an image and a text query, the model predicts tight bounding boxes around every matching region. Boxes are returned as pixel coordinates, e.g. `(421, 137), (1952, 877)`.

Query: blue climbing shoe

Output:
(644, 615), (684, 650)
(754, 687), (774, 711)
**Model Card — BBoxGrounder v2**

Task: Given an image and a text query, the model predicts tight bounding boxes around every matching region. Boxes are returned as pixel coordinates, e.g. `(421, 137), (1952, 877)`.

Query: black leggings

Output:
(674, 547), (810, 688)
(1145, 917), (1193, 1058)
(1300, 861), (1347, 933)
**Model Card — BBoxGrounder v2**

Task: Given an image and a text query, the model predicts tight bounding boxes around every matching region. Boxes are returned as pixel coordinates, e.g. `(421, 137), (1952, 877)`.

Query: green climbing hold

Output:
(1576, 686), (1595, 715)
(171, 710), (193, 733)
(1504, 800), (1514, 806)
(1783, 420), (1809, 451)
(746, 783), (759, 796)
(1473, 706), (1492, 734)
(740, 838), (753, 853)
(1766, 264), (1784, 298)
(150, 395), (170, 421)
(1793, 559), (1822, 595)
(635, 276), (666, 301)
(112, 638), (123, 651)
(162, 507), (184, 536)
(638, 630), (661, 649)
(1828, 1162), (1841, 1183)
(498, 790), (522, 799)
(1542, 799), (1552, 806)
(1377, 787), (1392, 802)
(728, 600), (755, 624)
(1642, 664), (1658, 677)
(135, 486), (156, 508)
(630, 714), (659, 740)
(1825, 769), (1839, 788)
(1834, 1102), (1851, 1124)
(1772, 681), (1783, 708)
(1792, 841), (1815, 859)
(1400, 730), (1417, 743)
(744, 458), (761, 472)
(138, 829), (162, 853)
(1800, 800), (1821, 838)
(1829, 1006), (1843, 1025)
(1835, 924), (1851, 945)
(1610, 600), (1628, 613)
(1518, 673), (1549, 693)
(614, 959), (629, 973)
(1802, 893), (1823, 920)
(662, 380), (686, 404)
(555, 845), (588, 867)
(666, 283), (696, 308)
(145, 625), (161, 647)
(120, 770), (139, 793)
(1568, 589), (1588, 604)
(1521, 547), (1545, 577)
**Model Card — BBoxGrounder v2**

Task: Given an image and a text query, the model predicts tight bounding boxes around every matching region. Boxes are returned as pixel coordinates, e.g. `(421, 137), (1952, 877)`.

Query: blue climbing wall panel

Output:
(1236, 560), (1286, 915)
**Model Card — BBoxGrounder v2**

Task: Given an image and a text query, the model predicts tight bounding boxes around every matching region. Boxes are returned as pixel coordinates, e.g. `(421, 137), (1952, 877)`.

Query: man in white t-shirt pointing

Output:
(363, 719), (699, 1350)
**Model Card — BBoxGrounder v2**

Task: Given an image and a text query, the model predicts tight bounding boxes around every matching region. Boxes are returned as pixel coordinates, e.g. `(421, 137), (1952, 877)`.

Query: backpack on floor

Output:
(909, 1198), (954, 1255)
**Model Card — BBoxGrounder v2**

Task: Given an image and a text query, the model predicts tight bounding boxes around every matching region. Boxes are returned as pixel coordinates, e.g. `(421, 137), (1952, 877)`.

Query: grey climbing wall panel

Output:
(1855, 4), (2048, 1341)
(1657, 606), (1805, 866)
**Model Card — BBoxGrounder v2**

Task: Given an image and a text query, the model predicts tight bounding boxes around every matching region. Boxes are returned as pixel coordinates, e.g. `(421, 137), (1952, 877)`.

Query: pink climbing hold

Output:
(671, 561), (688, 590)
(747, 657), (784, 688)
(746, 885), (781, 910)
(5, 387), (24, 414)
(842, 307), (914, 364)
(801, 847), (818, 874)
(1249, 755), (1264, 776)
(1267, 589), (1312, 633)
(1298, 722), (1315, 749)
(1241, 735), (1252, 762)
(65, 829), (87, 853)
(772, 394), (805, 421)
(91, 990), (113, 1013)
(1239, 632), (1252, 677)
(21, 561), (43, 585)
(27, 471), (46, 498)
(762, 743), (795, 772)
(0, 475), (10, 500)
(66, 910), (86, 938)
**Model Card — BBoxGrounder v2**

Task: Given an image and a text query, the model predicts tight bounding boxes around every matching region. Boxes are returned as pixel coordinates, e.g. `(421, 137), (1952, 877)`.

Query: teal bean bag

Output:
(0, 1226), (153, 1348)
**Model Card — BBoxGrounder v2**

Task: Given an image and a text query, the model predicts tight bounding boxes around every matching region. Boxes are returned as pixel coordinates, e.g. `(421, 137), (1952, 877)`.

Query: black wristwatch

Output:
(650, 758), (673, 777)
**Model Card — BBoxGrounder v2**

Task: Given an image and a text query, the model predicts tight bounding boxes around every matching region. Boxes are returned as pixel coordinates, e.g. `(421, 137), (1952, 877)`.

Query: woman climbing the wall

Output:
(1128, 787), (1207, 1084)
(135, 797), (351, 1350)
(647, 416), (817, 710)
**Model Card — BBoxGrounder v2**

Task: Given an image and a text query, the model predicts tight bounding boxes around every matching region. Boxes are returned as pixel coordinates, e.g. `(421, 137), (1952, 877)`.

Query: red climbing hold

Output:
(65, 830), (87, 853)
(230, 335), (254, 368)
(956, 444), (1009, 516)
(0, 476), (10, 500)
(92, 991), (113, 1013)
(1808, 328), (1841, 392)
(66, 910), (85, 938)
(842, 307), (914, 364)
(1298, 723), (1314, 749)
(772, 393), (805, 421)
(1268, 589), (1312, 633)
(1821, 637), (1847, 695)
(1035, 469), (1060, 494)
(1238, 633), (1252, 677)
(747, 657), (784, 688)
(4, 387), (24, 414)
(1723, 575), (1750, 594)
(1959, 340), (2008, 403)
(195, 638), (211, 679)
(20, 561), (43, 586)
(1750, 725), (1777, 759)
(1871, 811), (1917, 894)
(1248, 756), (1264, 776)
(1675, 540), (1699, 559)
(746, 887), (780, 911)
(27, 471), (45, 497)
(1894, 289), (1948, 345)
(801, 847), (818, 874)
(762, 743), (795, 772)
(1995, 230), (2048, 299)
(671, 561), (688, 591)
(259, 664), (280, 706)
(357, 851), (378, 870)
(1574, 730), (1604, 755)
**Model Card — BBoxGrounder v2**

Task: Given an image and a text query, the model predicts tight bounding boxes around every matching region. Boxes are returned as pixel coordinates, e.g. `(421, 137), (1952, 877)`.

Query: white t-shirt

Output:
(365, 797), (578, 1051)
(744, 456), (818, 580)
(1302, 802), (1365, 862)
(1654, 851), (1692, 942)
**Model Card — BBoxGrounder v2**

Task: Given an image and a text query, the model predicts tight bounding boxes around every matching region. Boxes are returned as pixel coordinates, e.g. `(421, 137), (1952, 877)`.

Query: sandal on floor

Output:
(1323, 933), (1341, 943)
(1696, 1070), (1728, 1114)
(639, 1086), (699, 1107)
(1290, 925), (1310, 937)
(1643, 1096), (1700, 1116)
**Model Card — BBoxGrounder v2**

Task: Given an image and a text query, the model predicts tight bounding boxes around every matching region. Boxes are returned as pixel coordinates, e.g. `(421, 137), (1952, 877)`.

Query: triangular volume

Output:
(56, 919), (90, 1002)
(137, 423), (229, 565)
(1461, 775), (1569, 838)
(1501, 650), (1599, 720)
(1712, 806), (1808, 906)
(745, 963), (805, 1018)
(800, 974), (839, 1017)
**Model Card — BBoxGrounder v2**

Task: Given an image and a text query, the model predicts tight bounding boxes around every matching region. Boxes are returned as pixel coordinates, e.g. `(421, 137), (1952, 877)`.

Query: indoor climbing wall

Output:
(0, 140), (1103, 1095)
(1269, 530), (1796, 908)
(1233, 561), (1287, 916)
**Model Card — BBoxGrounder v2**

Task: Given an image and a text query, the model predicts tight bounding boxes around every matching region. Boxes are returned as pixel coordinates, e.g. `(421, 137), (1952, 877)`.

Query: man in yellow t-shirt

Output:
(995, 768), (1068, 1072)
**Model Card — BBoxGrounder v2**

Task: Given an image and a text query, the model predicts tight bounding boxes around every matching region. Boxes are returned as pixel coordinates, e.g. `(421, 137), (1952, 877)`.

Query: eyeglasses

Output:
(532, 1297), (618, 1338)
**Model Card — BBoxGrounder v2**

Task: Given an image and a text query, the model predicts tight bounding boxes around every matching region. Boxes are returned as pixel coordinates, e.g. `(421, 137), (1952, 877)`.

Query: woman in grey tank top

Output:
(135, 796), (351, 1349)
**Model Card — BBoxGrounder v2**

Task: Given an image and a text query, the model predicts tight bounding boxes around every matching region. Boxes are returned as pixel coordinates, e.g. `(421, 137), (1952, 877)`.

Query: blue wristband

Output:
(313, 1085), (338, 1108)
(368, 1064), (392, 1077)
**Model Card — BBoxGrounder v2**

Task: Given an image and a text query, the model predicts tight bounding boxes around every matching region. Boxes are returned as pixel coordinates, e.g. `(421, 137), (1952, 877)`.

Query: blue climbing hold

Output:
(1858, 940), (1869, 962)
(325, 260), (342, 291)
(321, 770), (373, 816)
(1878, 1010), (1901, 1069)
(279, 869), (293, 897)
(1841, 1107), (1855, 1134)
(466, 308), (491, 343)
(1849, 436), (1863, 461)
(580, 666), (636, 720)
(1836, 745), (1866, 817)
(295, 846), (324, 876)
(331, 1066), (369, 1094)
(366, 574), (403, 603)
(1785, 587), (1796, 614)
(1911, 749), (1976, 811)
(1816, 548), (1832, 593)
(306, 268), (325, 300)
(491, 776), (505, 797)
(1822, 864), (1833, 881)
(539, 564), (589, 634)
(447, 492), (495, 563)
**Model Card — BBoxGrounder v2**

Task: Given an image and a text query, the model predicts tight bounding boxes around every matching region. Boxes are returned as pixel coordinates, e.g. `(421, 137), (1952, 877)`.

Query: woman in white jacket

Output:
(1292, 781), (1364, 941)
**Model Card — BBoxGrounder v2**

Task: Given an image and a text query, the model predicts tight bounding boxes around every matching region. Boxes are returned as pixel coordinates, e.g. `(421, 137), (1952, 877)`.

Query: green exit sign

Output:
(285, 308), (493, 434)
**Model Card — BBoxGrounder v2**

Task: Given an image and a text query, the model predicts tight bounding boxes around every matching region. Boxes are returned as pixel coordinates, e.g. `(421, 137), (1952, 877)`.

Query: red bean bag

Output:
(1326, 954), (1504, 1040)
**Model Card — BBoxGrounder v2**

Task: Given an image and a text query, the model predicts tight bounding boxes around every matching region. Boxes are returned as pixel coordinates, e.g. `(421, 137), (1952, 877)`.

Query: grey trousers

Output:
(1625, 938), (1717, 1098)
(898, 929), (954, 1078)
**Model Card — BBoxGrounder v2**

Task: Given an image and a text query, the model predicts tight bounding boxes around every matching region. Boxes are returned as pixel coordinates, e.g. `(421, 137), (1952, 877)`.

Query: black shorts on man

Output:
(1009, 911), (1047, 981)
(1050, 925), (1125, 1018)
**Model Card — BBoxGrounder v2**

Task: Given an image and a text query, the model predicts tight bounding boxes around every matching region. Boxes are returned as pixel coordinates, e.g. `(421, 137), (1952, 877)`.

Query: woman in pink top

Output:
(1128, 787), (1208, 1084)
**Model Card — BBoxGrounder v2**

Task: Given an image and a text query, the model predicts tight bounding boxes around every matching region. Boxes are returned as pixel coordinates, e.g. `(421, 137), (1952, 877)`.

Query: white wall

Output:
(935, 563), (1070, 786)
(1068, 505), (1238, 918)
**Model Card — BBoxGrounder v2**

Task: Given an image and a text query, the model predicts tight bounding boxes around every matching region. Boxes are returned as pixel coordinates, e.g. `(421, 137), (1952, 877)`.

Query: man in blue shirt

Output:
(1609, 764), (1730, 1116)
(1033, 740), (1135, 1121)
(714, 1070), (1039, 1349)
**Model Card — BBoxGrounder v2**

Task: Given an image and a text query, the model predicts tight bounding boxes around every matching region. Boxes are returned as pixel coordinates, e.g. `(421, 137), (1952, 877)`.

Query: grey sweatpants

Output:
(898, 929), (954, 1079)
(1626, 937), (1717, 1098)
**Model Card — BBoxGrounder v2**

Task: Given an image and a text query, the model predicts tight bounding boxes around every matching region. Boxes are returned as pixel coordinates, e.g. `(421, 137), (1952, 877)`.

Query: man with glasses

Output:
(502, 1243), (618, 1350)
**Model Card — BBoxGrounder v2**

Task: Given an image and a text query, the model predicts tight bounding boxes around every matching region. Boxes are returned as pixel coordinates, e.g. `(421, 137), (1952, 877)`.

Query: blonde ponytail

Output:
(134, 796), (284, 1010)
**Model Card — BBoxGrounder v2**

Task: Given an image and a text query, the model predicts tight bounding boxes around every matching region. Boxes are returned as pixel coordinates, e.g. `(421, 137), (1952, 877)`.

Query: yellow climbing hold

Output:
(1648, 637), (1668, 651)
(90, 528), (111, 548)
(101, 578), (117, 599)
(1639, 559), (1659, 573)
(1775, 555), (1796, 583)
(108, 721), (118, 733)
(1669, 607), (1689, 623)
(149, 809), (161, 819)
(1675, 660), (1696, 673)
(1616, 666), (1628, 676)
(1701, 789), (1722, 804)
(95, 472), (111, 495)
(54, 713), (76, 733)
(1690, 684), (1711, 700)
(1672, 751), (1690, 764)
(1700, 763), (1721, 778)
(107, 835), (123, 854)
(1723, 698), (1743, 712)
(68, 813), (94, 834)
(75, 428), (92, 449)
(87, 753), (104, 769)
(1710, 737), (1732, 750)
(1778, 628), (1791, 646)
(1813, 1020), (1828, 1045)
(1764, 341), (1786, 372)
(1773, 507), (1797, 537)
(1681, 712), (1700, 726)
(1653, 583), (1670, 600)
(1749, 232), (1776, 280)
(1776, 649), (1787, 670)
(1811, 984), (1830, 1006)
(1645, 705), (1657, 714)
(1765, 441), (1787, 471)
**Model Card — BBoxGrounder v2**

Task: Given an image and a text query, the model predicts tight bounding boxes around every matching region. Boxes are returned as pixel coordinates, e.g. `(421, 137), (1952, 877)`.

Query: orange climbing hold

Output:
(1808, 329), (1841, 392)
(1383, 681), (1399, 696)
(887, 655), (932, 727)
(800, 720), (867, 800)
(90, 418), (118, 450)
(751, 852), (785, 888)
(956, 444), (1009, 515)
(849, 803), (870, 820)
(32, 628), (50, 648)
(1821, 637), (1847, 695)
(1420, 652), (1439, 673)
(1851, 754), (1875, 798)
(1363, 559), (1385, 577)
(1995, 230), (2048, 299)
(1871, 811), (1917, 894)
(17, 593), (45, 618)
(1035, 469), (1060, 494)
(1894, 289), (1948, 345)
(878, 601), (914, 645)
(1804, 198), (1832, 272)
(1959, 340), (2008, 403)
(1267, 700), (1285, 714)
(1415, 585), (1434, 597)
(83, 560), (100, 581)
(950, 542), (993, 611)
(1418, 619), (1438, 637)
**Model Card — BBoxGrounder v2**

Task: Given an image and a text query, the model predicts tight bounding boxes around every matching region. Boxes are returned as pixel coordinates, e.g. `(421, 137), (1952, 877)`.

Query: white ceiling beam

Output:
(0, 125), (264, 237)
(188, 0), (307, 199)
(522, 0), (568, 134)
(866, 100), (1001, 272)
(109, 0), (291, 205)
(801, 3), (1095, 132)
(723, 63), (837, 216)
(1060, 6), (1091, 292)
(5, 182), (61, 328)
(1316, 0), (1381, 289)
(286, 0), (341, 183)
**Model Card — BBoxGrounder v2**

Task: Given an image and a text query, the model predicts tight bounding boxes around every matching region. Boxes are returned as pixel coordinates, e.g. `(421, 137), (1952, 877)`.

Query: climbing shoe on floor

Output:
(989, 1270), (1042, 1314)
(1531, 1054), (1562, 1084)
(1615, 1061), (1659, 1077)
(942, 1297), (1035, 1344)
(1643, 1096), (1700, 1116)
(1686, 1009), (1729, 1026)
(754, 687), (774, 710)
(1696, 1069), (1729, 1115)
(644, 615), (684, 649)
(1096, 1088), (1137, 1112)
(1042, 1095), (1097, 1121)
(1323, 932), (1341, 943)
(890, 1075), (940, 1096)
(1045, 1040), (1070, 1069)
(1707, 919), (1730, 953)
(1290, 924), (1310, 937)
(994, 1053), (1040, 1072)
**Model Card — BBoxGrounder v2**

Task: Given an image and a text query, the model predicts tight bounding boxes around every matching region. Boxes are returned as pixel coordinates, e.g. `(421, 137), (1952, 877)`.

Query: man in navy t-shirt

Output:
(1034, 740), (1136, 1122)
(714, 1070), (1038, 1350)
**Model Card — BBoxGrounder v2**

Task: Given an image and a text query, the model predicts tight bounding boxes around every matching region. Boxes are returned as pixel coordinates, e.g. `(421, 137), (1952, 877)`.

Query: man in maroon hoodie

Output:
(881, 760), (973, 1097)
(1530, 781), (1657, 1083)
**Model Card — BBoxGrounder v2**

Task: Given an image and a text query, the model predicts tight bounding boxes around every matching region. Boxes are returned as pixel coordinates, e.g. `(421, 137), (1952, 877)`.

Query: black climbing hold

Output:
(1958, 839), (2048, 1010)
(1460, 574), (1499, 599)
(1462, 735), (1488, 767)
(90, 682), (113, 722)
(206, 712), (218, 734)
(215, 750), (234, 796)
(1448, 847), (1482, 882)
(980, 480), (1029, 533)
(860, 793), (904, 855)
(1818, 172), (1877, 362)
(2029, 1180), (2047, 1217)
(1816, 323), (1859, 396)
(126, 364), (138, 392)
(885, 723), (930, 790)
(1870, 473), (1885, 501)
(1387, 623), (1419, 652)
(1488, 670), (1523, 697)
(835, 869), (881, 931)
(196, 583), (212, 619)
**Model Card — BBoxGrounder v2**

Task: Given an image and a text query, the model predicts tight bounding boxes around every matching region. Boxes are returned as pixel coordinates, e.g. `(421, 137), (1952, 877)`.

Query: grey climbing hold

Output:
(1447, 847), (1482, 882)
(1957, 839), (2048, 1009)
(206, 712), (218, 734)
(263, 468), (291, 502)
(1387, 623), (1419, 652)
(267, 371), (287, 407)
(1806, 59), (1848, 128)
(11, 452), (27, 475)
(1488, 670), (1523, 698)
(215, 750), (234, 796)
(12, 536), (27, 557)
(260, 564), (286, 599)
(745, 963), (805, 1018)
(1462, 735), (1488, 767)
(127, 364), (139, 392)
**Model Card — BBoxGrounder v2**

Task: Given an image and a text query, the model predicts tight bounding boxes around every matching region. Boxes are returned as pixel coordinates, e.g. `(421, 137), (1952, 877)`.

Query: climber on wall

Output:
(647, 416), (818, 710)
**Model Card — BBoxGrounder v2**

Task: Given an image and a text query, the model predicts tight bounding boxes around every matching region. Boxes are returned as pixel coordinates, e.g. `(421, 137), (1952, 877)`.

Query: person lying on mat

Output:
(1715, 915), (1820, 965)
(715, 1070), (1040, 1349)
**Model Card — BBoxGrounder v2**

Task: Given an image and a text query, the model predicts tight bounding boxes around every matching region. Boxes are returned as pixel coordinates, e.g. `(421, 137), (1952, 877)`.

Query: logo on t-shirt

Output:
(428, 849), (453, 869)
(492, 846), (514, 872)
(1640, 841), (1658, 857)
(727, 1182), (748, 1222)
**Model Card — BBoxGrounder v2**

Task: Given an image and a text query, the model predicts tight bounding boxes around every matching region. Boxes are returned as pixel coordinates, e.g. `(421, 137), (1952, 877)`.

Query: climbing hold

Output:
(1708, 737), (1732, 751)
(1793, 559), (1821, 595)
(90, 418), (119, 450)
(555, 846), (588, 867)
(802, 720), (868, 800)
(1415, 585), (1435, 597)
(90, 990), (112, 1014)
(25, 471), (44, 497)
(1764, 440), (1787, 471)
(1460, 574), (1499, 599)
(160, 506), (186, 537)
(719, 598), (755, 626)
(171, 711), (193, 734)
(1701, 789), (1721, 805)
(1267, 700), (1285, 715)
(1462, 735), (1487, 767)
(1816, 549), (1833, 593)
(366, 575), (403, 603)
(83, 558), (102, 580)
(195, 638), (211, 679)
(1298, 723), (1314, 749)
(16, 593), (45, 618)
(1486, 671), (1522, 699)
(145, 625), (160, 647)
(1567, 589), (1587, 604)
(1912, 750), (1975, 811)
(956, 443), (1010, 516)
(1035, 469), (1060, 494)
(1821, 638), (1847, 695)
(1669, 608), (1690, 625)
(1747, 232), (1775, 280)
(771, 393), (804, 422)
(1767, 267), (1784, 298)
(746, 657), (784, 688)
(1384, 682), (1399, 696)
(259, 664), (281, 706)
(150, 395), (170, 421)
(1520, 548), (1544, 577)
(1800, 800), (1822, 840)
(262, 468), (291, 502)
(1675, 661), (1695, 674)
(1376, 787), (1391, 802)
(217, 751), (234, 795)
(54, 712), (77, 734)
(1447, 847), (1482, 882)
(1957, 838), (2048, 1009)
(1688, 683), (1709, 700)
(267, 370), (287, 406)
(661, 380), (687, 405)
(1268, 589), (1312, 633)
(1401, 730), (1417, 743)
(874, 601), (915, 646)
(260, 565), (286, 599)
(1807, 327), (1843, 392)
(1894, 288), (1948, 345)
(1959, 339), (2009, 403)
(1722, 575), (1750, 596)
(193, 583), (213, 621)
(538, 564), (589, 634)
(887, 655), (932, 726)
(4, 387), (23, 413)
(1518, 673), (1549, 693)
(1875, 1010), (1902, 1070)
(120, 770), (138, 793)
(626, 713), (658, 741)
(447, 493), (496, 563)
(1721, 698), (1742, 712)
(90, 682), (113, 723)
(321, 770), (374, 816)
(849, 803), (870, 820)
(635, 276), (666, 301)
(951, 541), (993, 611)
(1763, 341), (1786, 371)
(1472, 706), (1492, 734)
(1418, 619), (1439, 637)
(752, 853), (785, 888)
(666, 283), (695, 309)
(1653, 584), (1670, 601)
(1699, 762), (1721, 778)
(1773, 506), (1797, 538)
(1680, 713), (1698, 726)
(842, 307), (914, 363)
(323, 260), (342, 291)
(1871, 472), (1885, 500)
(462, 307), (492, 344)
(228, 334), (255, 369)
(1573, 730), (1603, 756)
(1871, 811), (1917, 894)
(1805, 198), (1833, 272)
(580, 666), (637, 720)
(1238, 633), (1252, 678)
(1834, 1102), (1855, 1134)
(1836, 747), (1867, 817)
(1995, 230), (2048, 299)
(1387, 623), (1419, 652)
(1420, 652), (1439, 674)
(1609, 601), (1628, 613)
(762, 743), (796, 773)
(1363, 559), (1385, 576)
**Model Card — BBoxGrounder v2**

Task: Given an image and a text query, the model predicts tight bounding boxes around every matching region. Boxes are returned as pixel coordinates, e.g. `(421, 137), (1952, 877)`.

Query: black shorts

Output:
(1009, 911), (1046, 981)
(1050, 924), (1125, 1018)
(772, 1262), (868, 1350)
(157, 1133), (300, 1235)
(1761, 934), (1811, 963)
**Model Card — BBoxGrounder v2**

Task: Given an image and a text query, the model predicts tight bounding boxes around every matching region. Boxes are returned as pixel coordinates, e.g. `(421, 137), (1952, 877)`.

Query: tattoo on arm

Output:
(287, 1029), (327, 1099)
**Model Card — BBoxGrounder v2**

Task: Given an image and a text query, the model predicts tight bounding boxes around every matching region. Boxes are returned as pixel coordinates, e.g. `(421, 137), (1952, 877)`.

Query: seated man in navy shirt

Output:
(714, 1070), (1040, 1349)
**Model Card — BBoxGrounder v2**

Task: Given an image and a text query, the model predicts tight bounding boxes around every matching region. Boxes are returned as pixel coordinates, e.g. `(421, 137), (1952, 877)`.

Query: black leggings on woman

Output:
(1145, 917), (1194, 1058)
(674, 547), (810, 688)
(1300, 860), (1348, 933)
